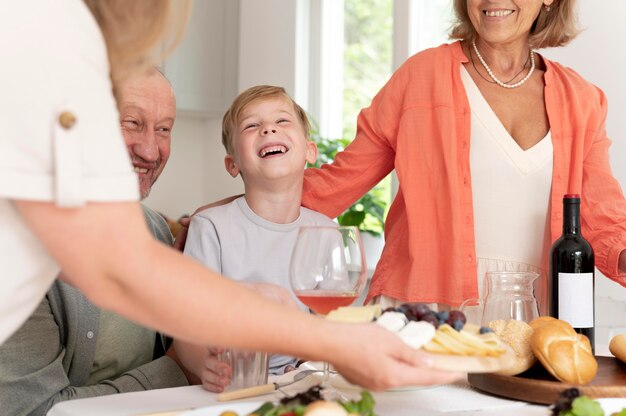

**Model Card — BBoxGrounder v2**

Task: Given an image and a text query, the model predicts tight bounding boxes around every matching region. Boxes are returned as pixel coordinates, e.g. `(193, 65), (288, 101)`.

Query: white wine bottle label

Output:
(558, 272), (593, 328)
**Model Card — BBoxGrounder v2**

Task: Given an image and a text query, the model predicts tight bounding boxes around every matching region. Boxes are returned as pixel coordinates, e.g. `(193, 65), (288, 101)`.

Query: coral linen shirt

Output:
(302, 41), (626, 307)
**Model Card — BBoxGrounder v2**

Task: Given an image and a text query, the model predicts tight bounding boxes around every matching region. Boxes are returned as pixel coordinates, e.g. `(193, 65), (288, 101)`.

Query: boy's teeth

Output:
(260, 145), (287, 157)
(485, 10), (513, 17)
(134, 167), (148, 174)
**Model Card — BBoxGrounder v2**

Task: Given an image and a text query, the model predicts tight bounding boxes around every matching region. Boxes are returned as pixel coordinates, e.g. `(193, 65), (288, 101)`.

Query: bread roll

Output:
(488, 319), (536, 376)
(529, 316), (558, 331)
(609, 333), (626, 363)
(530, 318), (597, 384)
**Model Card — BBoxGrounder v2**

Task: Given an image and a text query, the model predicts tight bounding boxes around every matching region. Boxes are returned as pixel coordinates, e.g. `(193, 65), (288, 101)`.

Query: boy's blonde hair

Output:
(222, 85), (311, 155)
(449, 0), (581, 49)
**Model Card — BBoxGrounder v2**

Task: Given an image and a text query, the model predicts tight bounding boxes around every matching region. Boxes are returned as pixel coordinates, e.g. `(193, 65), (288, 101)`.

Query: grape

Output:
(410, 303), (432, 319)
(395, 304), (415, 321)
(420, 312), (439, 328)
(560, 388), (580, 400)
(279, 385), (323, 406)
(395, 303), (411, 314)
(405, 311), (420, 322)
(479, 326), (493, 334)
(550, 398), (572, 415)
(451, 319), (464, 331)
(436, 310), (450, 325)
(446, 310), (467, 326)
(549, 388), (581, 416)
(402, 303), (431, 321)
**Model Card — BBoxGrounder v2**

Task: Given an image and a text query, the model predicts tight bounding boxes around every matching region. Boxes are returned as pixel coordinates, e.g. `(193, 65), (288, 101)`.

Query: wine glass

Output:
(289, 225), (368, 396)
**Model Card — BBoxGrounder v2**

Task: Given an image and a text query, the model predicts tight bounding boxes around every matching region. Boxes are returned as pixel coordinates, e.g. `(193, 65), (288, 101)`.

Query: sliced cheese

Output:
(326, 304), (382, 323)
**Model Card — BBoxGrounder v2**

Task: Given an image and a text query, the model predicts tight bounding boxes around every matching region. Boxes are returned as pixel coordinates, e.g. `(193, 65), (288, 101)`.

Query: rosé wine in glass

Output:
(295, 291), (359, 315)
(289, 226), (367, 398)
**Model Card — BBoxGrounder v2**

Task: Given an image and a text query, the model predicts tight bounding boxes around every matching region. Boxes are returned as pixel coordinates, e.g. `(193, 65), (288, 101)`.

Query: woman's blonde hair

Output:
(83, 0), (190, 106)
(449, 0), (581, 49)
(222, 85), (312, 155)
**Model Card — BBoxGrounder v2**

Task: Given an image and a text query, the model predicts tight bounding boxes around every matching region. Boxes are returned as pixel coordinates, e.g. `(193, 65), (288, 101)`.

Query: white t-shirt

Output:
(184, 196), (336, 373)
(0, 0), (139, 344)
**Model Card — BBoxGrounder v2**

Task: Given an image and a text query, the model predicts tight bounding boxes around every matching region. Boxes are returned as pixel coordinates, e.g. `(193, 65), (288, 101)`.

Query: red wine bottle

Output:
(550, 194), (595, 352)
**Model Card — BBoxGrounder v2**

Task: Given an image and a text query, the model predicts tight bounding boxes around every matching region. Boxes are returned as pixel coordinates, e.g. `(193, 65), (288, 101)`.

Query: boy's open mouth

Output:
(259, 144), (289, 158)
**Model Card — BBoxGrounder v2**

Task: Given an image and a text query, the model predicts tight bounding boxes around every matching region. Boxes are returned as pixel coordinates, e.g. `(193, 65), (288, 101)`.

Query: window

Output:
(301, 0), (453, 237)
(343, 0), (393, 140)
(304, 0), (452, 136)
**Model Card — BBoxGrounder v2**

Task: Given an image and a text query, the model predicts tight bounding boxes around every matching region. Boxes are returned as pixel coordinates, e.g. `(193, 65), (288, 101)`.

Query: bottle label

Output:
(558, 272), (593, 328)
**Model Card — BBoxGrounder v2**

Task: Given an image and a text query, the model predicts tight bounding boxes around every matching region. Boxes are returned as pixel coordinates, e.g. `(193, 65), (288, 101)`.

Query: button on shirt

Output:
(0, 0), (139, 345)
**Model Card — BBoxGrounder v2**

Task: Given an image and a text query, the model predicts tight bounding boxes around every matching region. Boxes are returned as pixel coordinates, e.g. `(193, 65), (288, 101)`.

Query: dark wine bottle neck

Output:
(563, 200), (581, 235)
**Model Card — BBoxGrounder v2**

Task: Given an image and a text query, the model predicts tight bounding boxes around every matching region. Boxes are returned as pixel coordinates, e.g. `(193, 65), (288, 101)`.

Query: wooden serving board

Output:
(468, 356), (626, 404)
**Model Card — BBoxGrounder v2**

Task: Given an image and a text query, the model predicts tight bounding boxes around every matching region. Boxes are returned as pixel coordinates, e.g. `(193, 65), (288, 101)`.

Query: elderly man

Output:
(0, 69), (194, 416)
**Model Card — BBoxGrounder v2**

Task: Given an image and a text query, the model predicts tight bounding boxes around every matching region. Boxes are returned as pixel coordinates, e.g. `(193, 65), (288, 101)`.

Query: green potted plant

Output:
(308, 133), (387, 238)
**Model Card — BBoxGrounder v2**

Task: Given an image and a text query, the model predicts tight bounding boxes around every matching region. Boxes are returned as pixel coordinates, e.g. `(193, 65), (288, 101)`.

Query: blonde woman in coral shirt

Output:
(302, 0), (626, 314)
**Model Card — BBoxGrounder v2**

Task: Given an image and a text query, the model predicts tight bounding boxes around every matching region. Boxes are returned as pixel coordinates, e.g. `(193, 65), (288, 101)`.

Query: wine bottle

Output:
(550, 194), (595, 352)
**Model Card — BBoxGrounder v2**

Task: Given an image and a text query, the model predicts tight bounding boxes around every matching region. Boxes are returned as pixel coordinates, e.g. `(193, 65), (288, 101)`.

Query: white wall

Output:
(143, 116), (244, 219)
(541, 0), (626, 345)
(237, 0), (300, 94)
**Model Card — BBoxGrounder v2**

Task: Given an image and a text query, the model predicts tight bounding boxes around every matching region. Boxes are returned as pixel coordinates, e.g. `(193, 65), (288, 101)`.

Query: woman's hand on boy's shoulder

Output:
(173, 216), (191, 252)
(173, 194), (243, 252)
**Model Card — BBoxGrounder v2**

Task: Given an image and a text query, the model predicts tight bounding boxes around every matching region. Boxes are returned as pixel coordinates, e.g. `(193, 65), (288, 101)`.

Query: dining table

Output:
(47, 369), (551, 416)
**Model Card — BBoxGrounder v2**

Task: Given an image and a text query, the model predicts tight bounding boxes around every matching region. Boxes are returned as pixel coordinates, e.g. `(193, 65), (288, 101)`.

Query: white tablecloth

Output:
(47, 375), (549, 416)
(49, 347), (611, 415)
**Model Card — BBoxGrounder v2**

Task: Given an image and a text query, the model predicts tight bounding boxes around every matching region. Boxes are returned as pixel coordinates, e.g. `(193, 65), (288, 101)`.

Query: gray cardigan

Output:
(0, 205), (188, 416)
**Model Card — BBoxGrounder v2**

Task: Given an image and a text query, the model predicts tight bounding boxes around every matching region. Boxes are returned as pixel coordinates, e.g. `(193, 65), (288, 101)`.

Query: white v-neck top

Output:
(462, 66), (553, 300)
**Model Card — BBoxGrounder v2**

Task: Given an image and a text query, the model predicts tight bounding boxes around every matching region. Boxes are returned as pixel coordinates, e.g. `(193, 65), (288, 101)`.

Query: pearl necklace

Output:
(471, 40), (535, 89)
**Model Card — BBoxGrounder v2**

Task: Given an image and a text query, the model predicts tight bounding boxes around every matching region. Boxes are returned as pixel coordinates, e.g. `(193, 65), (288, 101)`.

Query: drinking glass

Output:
(218, 349), (268, 391)
(289, 226), (368, 397)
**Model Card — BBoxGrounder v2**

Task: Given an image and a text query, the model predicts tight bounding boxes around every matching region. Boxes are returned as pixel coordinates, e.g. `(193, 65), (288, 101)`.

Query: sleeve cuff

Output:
(0, 170), (139, 205)
(607, 244), (626, 283)
(132, 356), (190, 390)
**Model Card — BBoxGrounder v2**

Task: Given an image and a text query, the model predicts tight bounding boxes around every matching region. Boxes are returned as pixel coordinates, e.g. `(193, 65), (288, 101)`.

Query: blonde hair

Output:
(83, 0), (190, 106)
(449, 0), (581, 49)
(222, 85), (311, 155)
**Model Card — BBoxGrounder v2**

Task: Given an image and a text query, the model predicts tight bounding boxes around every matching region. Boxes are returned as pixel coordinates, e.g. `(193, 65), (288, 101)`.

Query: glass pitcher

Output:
(461, 271), (540, 326)
(482, 271), (540, 325)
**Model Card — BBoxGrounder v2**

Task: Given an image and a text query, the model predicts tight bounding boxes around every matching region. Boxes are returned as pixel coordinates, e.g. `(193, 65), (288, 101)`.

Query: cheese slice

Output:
(326, 305), (382, 323)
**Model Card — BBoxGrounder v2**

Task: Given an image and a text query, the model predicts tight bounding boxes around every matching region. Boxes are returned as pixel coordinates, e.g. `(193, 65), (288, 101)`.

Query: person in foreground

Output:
(176, 85), (337, 392)
(301, 0), (626, 313)
(0, 69), (201, 416)
(0, 0), (460, 391)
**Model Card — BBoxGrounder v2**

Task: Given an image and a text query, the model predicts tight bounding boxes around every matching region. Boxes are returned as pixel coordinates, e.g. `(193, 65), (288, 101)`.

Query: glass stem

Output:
(321, 361), (331, 387)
